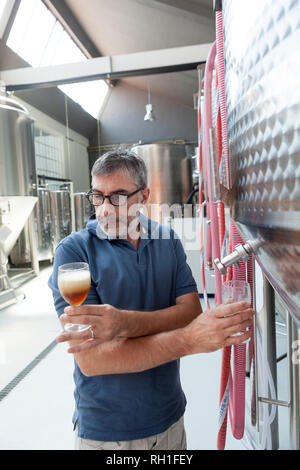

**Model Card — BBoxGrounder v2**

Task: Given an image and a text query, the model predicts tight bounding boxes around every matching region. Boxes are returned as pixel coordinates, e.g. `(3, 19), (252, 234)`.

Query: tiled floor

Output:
(0, 263), (246, 450)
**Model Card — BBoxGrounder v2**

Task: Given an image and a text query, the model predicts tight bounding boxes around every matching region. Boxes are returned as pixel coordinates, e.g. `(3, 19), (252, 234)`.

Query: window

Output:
(34, 126), (64, 178)
(7, 0), (108, 119)
(0, 1), (9, 21)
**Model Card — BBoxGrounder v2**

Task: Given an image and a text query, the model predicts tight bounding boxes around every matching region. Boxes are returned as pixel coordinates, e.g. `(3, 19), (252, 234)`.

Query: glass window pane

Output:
(7, 0), (38, 54)
(8, 0), (55, 67)
(59, 80), (108, 119)
(7, 0), (108, 118)
(40, 20), (64, 67)
(51, 30), (85, 65)
(0, 0), (8, 21)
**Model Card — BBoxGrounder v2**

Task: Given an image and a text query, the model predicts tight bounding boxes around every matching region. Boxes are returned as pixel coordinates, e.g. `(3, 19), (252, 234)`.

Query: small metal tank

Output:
(131, 143), (194, 222)
(74, 193), (93, 231)
(50, 190), (72, 247)
(35, 187), (53, 261)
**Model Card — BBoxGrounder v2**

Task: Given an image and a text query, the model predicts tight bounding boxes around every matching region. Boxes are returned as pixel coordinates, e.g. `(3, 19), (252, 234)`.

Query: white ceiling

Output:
(64, 0), (215, 107)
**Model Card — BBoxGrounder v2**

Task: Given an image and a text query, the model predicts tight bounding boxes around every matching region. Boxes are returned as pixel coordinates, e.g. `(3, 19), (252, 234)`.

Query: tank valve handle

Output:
(214, 239), (263, 275)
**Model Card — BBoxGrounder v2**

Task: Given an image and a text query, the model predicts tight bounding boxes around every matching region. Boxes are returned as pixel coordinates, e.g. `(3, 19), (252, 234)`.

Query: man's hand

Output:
(182, 301), (254, 354)
(58, 304), (126, 353)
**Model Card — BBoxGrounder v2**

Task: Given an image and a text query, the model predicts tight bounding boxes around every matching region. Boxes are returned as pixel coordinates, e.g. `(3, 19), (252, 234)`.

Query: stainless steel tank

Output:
(223, 0), (300, 325)
(131, 143), (194, 221)
(74, 192), (93, 231)
(0, 93), (39, 274)
(0, 95), (37, 197)
(35, 188), (53, 261)
(50, 190), (72, 247)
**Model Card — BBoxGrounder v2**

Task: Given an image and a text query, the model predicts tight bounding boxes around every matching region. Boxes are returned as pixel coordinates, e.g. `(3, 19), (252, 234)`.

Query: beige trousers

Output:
(75, 416), (187, 450)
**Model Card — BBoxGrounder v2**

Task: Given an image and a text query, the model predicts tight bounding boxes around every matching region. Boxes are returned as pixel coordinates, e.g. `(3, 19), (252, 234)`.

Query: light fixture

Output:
(144, 81), (155, 122)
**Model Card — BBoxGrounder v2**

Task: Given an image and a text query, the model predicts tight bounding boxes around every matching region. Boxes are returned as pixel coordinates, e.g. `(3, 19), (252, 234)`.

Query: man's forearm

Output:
(119, 292), (201, 338)
(73, 327), (191, 376)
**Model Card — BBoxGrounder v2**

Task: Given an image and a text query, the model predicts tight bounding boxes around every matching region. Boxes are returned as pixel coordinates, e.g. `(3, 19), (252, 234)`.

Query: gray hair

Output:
(91, 149), (147, 188)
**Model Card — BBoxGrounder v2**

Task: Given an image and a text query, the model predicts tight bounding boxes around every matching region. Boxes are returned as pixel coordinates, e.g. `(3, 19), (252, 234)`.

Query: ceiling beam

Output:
(151, 0), (214, 20)
(0, 43), (211, 91)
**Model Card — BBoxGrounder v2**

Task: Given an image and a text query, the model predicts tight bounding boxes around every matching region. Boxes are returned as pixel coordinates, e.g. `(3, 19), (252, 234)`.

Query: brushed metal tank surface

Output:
(74, 192), (93, 231)
(0, 96), (37, 197)
(0, 95), (39, 266)
(35, 188), (53, 261)
(50, 190), (72, 248)
(223, 0), (300, 323)
(132, 143), (193, 204)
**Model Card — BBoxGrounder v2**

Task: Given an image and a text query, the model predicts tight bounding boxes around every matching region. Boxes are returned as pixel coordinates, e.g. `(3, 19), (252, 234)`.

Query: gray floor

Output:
(0, 264), (246, 450)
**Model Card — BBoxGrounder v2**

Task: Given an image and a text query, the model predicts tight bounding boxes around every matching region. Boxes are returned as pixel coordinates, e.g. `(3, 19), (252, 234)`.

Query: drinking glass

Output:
(222, 280), (251, 341)
(58, 262), (91, 333)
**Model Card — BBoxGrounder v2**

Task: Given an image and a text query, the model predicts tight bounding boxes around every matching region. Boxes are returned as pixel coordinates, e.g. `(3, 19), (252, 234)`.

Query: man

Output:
(48, 150), (253, 450)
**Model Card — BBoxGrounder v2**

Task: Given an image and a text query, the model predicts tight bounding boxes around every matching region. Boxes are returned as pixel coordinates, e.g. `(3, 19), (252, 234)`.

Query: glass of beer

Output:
(222, 280), (251, 341)
(58, 262), (91, 333)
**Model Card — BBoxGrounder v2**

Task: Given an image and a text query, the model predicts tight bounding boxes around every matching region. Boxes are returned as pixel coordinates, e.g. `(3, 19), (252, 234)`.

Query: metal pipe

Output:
(288, 313), (300, 450)
(27, 215), (39, 277)
(263, 277), (279, 449)
(258, 397), (290, 408)
(252, 260), (260, 432)
(214, 239), (263, 275)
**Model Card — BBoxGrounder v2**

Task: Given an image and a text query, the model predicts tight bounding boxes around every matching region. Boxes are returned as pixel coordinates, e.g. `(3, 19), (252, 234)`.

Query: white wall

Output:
(97, 81), (198, 146)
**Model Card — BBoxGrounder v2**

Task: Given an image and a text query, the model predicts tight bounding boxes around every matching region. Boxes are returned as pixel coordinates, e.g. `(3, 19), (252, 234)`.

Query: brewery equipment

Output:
(74, 192), (93, 231)
(214, 0), (300, 450)
(35, 187), (53, 261)
(131, 143), (194, 221)
(222, 0), (300, 325)
(0, 92), (39, 304)
(50, 190), (72, 248)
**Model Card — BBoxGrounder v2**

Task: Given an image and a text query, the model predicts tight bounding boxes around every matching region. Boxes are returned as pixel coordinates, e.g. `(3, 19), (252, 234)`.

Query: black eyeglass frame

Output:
(85, 187), (145, 207)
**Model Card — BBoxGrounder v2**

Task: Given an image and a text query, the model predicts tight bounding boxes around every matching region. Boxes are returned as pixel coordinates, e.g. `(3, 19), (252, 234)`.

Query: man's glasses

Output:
(85, 187), (144, 207)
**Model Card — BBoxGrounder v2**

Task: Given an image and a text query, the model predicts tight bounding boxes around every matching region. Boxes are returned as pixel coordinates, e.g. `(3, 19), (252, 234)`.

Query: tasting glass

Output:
(58, 262), (91, 333)
(222, 280), (251, 341)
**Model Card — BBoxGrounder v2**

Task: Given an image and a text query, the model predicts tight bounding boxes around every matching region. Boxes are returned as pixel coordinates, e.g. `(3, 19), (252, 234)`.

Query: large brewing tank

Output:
(222, 0), (300, 323)
(74, 192), (93, 231)
(0, 94), (37, 198)
(50, 190), (72, 247)
(131, 143), (194, 222)
(0, 93), (38, 273)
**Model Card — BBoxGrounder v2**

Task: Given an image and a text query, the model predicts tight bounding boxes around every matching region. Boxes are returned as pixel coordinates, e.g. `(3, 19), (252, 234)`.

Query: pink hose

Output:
(229, 222), (246, 440)
(197, 81), (211, 310)
(204, 14), (254, 448)
(203, 41), (222, 306)
(215, 9), (248, 447)
(216, 10), (230, 187)
(247, 256), (256, 426)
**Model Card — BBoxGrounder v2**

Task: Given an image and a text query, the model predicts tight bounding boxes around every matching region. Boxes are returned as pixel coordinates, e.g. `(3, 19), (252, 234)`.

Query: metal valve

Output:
(214, 239), (263, 275)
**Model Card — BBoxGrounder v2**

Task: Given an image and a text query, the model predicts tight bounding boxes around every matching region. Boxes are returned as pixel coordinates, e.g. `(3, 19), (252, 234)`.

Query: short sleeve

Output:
(174, 238), (198, 299)
(48, 241), (100, 317)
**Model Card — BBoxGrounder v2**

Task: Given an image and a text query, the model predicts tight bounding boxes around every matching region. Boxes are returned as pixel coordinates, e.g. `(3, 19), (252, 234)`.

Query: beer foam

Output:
(58, 270), (91, 292)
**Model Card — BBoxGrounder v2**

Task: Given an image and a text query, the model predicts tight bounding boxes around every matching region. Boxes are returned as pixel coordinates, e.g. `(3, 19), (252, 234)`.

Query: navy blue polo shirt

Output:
(48, 213), (198, 441)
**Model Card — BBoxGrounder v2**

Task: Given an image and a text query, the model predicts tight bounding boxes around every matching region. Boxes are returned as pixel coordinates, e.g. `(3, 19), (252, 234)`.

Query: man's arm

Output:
(58, 292), (202, 350)
(121, 291), (201, 337)
(59, 301), (254, 376)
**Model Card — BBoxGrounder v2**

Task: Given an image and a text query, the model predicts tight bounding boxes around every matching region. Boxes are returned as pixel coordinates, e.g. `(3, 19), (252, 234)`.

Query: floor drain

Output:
(0, 340), (57, 402)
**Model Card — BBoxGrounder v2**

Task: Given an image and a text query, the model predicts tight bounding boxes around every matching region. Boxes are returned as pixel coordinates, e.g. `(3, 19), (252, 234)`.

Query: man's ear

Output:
(141, 188), (150, 204)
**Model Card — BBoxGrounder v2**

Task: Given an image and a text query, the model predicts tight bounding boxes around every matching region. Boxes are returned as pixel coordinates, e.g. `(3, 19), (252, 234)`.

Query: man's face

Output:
(91, 170), (149, 239)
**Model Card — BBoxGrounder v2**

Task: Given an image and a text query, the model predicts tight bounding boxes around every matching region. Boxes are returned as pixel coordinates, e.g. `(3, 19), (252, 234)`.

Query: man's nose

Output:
(100, 198), (114, 217)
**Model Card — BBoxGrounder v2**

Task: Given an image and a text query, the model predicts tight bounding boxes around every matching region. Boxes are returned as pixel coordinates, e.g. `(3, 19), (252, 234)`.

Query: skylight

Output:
(6, 0), (108, 119)
(0, 1), (8, 22)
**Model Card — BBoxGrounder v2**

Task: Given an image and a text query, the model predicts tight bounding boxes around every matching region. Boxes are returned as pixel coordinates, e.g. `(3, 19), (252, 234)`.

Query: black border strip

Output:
(0, 340), (57, 402)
